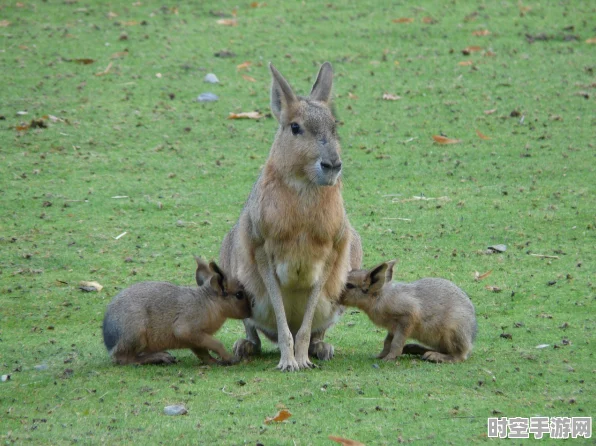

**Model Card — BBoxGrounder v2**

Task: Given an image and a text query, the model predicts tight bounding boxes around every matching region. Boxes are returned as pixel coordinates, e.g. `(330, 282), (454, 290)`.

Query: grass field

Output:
(1, 1), (595, 444)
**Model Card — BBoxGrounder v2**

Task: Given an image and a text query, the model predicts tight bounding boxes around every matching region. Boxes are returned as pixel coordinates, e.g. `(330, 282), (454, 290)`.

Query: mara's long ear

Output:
(208, 261), (227, 296)
(270, 63), (297, 122)
(309, 62), (333, 104)
(195, 256), (212, 287)
(385, 260), (397, 282)
(367, 262), (389, 294)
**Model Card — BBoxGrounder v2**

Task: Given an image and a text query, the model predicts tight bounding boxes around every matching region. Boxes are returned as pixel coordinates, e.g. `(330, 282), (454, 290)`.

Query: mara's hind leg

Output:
(309, 329), (335, 361)
(112, 350), (176, 365)
(421, 351), (461, 363)
(233, 319), (262, 358)
(402, 343), (433, 356)
(422, 329), (471, 363)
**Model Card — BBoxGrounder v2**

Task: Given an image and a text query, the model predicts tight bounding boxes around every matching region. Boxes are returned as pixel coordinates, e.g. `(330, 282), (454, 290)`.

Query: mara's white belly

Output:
(275, 259), (324, 290)
(252, 287), (341, 336)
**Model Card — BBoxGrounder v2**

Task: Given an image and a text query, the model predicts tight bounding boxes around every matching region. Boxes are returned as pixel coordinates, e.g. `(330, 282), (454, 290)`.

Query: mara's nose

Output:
(320, 160), (342, 172)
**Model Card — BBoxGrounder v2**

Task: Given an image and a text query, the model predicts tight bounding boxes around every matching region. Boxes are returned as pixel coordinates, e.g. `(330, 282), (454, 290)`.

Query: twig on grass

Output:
(529, 254), (559, 259)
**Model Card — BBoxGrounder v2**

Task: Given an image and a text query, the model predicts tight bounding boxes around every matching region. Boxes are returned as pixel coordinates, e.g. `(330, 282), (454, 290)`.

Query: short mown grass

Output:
(1, 1), (594, 444)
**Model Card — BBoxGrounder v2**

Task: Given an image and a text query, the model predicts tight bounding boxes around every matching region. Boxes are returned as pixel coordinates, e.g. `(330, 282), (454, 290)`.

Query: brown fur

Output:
(341, 261), (477, 363)
(102, 258), (252, 366)
(219, 62), (362, 371)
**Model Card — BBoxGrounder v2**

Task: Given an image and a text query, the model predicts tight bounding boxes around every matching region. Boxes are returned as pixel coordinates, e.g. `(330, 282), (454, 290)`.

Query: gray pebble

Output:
(164, 404), (188, 416)
(204, 73), (219, 84)
(197, 92), (218, 102)
(372, 363), (380, 369)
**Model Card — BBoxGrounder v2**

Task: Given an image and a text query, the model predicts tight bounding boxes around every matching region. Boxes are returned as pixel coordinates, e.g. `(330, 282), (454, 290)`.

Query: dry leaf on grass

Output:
(458, 60), (474, 66)
(476, 129), (491, 140)
(111, 51), (129, 59)
(264, 409), (291, 424)
(0, 20), (10, 27)
(432, 135), (461, 144)
(250, 1), (266, 7)
(236, 61), (251, 70)
(329, 436), (366, 446)
(422, 16), (437, 24)
(472, 29), (490, 36)
(228, 111), (263, 119)
(382, 93), (401, 100)
(484, 108), (497, 115)
(485, 285), (502, 293)
(475, 270), (493, 281)
(71, 58), (95, 65)
(217, 18), (238, 26)
(241, 74), (256, 82)
(586, 37), (596, 44)
(348, 92), (358, 99)
(462, 45), (483, 55)
(392, 17), (414, 23)
(79, 281), (103, 292)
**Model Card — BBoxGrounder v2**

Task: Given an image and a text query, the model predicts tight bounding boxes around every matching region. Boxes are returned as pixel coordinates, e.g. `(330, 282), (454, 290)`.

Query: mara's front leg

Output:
(294, 282), (323, 369)
(256, 248), (299, 371)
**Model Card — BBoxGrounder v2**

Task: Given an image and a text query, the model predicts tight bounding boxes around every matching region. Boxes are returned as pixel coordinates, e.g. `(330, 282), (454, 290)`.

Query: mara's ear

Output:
(309, 62), (333, 104)
(208, 261), (227, 296)
(367, 262), (389, 293)
(195, 256), (212, 287)
(270, 63), (297, 122)
(385, 260), (397, 282)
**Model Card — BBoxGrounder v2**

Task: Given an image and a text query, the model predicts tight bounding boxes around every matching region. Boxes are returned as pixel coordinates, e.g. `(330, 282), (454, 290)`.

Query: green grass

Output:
(1, 0), (595, 444)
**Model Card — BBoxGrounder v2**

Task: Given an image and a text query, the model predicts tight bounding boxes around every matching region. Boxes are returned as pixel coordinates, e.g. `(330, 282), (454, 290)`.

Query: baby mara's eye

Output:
(235, 291), (245, 300)
(345, 283), (356, 290)
(290, 122), (303, 135)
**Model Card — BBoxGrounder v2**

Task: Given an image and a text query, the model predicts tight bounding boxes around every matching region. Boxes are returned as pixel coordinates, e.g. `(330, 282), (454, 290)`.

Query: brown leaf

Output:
(348, 92), (358, 100)
(485, 285), (502, 293)
(236, 61), (251, 70)
(264, 409), (291, 424)
(95, 62), (113, 76)
(484, 51), (496, 57)
(0, 20), (10, 27)
(472, 29), (490, 36)
(476, 129), (491, 140)
(422, 16), (437, 24)
(107, 11), (118, 19)
(111, 51), (129, 59)
(382, 93), (401, 101)
(121, 20), (139, 26)
(250, 1), (266, 6)
(241, 74), (256, 82)
(16, 124), (30, 131)
(217, 18), (238, 26)
(72, 58), (95, 65)
(432, 135), (461, 144)
(586, 37), (596, 44)
(484, 108), (497, 115)
(228, 111), (263, 120)
(392, 17), (414, 23)
(329, 436), (366, 446)
(475, 270), (493, 281)
(462, 45), (483, 55)
(458, 60), (474, 66)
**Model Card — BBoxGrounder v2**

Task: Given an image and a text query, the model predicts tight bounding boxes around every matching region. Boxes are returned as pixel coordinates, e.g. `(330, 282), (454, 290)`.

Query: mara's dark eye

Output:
(235, 291), (245, 300)
(346, 283), (356, 290)
(290, 122), (302, 135)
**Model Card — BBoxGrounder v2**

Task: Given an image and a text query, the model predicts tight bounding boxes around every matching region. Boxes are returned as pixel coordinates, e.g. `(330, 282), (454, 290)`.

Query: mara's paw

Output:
(422, 351), (457, 363)
(309, 341), (335, 361)
(233, 338), (261, 358)
(276, 356), (300, 372)
(217, 356), (241, 366)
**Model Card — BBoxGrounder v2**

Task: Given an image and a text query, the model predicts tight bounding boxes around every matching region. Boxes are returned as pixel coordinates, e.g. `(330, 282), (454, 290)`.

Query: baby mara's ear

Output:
(195, 256), (212, 287)
(208, 261), (228, 296)
(367, 262), (390, 293)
